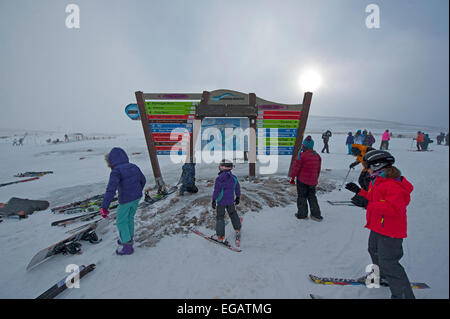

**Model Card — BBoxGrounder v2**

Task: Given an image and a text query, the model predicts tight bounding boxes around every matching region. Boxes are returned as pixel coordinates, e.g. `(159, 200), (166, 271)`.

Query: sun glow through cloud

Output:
(299, 69), (322, 92)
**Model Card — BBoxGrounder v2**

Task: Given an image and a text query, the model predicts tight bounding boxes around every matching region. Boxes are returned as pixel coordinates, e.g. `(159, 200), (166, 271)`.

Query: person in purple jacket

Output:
(346, 132), (354, 155)
(100, 147), (146, 255)
(211, 160), (241, 243)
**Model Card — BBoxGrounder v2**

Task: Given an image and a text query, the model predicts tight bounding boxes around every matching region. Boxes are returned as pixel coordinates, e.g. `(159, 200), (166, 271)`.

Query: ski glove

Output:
(211, 201), (216, 210)
(100, 208), (109, 218)
(289, 177), (296, 185)
(349, 162), (359, 169)
(351, 195), (368, 208)
(345, 182), (361, 194)
(235, 197), (240, 206)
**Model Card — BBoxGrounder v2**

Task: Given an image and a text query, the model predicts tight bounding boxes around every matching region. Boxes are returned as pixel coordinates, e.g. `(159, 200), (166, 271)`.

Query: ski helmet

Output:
(363, 150), (395, 171)
(219, 159), (233, 171)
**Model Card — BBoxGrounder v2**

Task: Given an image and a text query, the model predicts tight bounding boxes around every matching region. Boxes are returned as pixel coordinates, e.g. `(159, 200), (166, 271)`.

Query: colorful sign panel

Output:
(256, 108), (301, 155)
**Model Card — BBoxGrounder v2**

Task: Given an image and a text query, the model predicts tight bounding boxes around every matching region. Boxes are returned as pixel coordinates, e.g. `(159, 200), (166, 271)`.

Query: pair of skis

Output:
(308, 274), (430, 298)
(192, 217), (243, 252)
(140, 185), (178, 207)
(51, 194), (105, 213)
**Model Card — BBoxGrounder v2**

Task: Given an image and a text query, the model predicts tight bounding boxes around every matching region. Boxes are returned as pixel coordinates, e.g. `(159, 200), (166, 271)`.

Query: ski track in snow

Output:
(0, 127), (448, 299)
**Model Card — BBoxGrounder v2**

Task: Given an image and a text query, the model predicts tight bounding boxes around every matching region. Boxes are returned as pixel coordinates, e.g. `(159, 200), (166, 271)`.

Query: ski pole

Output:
(338, 167), (352, 191)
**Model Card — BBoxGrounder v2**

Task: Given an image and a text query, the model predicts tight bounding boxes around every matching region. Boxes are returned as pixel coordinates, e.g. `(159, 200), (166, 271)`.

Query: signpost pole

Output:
(135, 91), (166, 193)
(288, 92), (313, 177)
(249, 93), (257, 180)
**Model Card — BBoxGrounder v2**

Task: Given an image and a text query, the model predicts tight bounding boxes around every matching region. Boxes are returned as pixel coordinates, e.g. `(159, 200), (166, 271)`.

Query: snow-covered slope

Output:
(0, 117), (448, 299)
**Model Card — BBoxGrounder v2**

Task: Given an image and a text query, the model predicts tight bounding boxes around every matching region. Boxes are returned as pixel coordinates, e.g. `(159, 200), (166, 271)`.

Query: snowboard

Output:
(192, 229), (242, 252)
(26, 216), (114, 271)
(309, 274), (430, 289)
(0, 177), (39, 188)
(36, 264), (96, 299)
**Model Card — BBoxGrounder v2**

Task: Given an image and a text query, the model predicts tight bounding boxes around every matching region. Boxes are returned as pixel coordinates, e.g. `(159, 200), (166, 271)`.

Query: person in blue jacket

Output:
(100, 147), (146, 255)
(211, 160), (241, 243)
(346, 132), (354, 154)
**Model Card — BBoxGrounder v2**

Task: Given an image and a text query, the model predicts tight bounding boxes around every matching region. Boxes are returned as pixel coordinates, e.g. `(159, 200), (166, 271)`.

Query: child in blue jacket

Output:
(100, 147), (146, 255)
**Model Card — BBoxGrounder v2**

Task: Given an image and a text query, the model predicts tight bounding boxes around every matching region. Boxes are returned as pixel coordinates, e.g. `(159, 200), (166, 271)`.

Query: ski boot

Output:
(211, 234), (228, 245)
(116, 242), (134, 255)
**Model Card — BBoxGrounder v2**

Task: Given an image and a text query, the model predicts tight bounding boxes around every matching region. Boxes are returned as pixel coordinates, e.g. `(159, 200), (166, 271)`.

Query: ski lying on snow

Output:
(309, 274), (430, 289)
(192, 230), (241, 252)
(36, 264), (96, 299)
(0, 177), (39, 188)
(327, 200), (355, 206)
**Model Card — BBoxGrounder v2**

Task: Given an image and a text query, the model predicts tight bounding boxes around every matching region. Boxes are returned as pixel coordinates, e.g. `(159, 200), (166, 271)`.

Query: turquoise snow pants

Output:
(116, 198), (140, 244)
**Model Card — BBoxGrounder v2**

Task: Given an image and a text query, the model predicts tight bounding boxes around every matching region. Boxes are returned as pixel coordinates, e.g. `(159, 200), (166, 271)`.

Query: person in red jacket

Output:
(345, 150), (415, 299)
(289, 136), (323, 221)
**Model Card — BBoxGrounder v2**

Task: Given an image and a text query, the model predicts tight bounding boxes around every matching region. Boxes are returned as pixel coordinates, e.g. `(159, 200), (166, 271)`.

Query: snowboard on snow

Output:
(36, 264), (96, 299)
(26, 214), (117, 271)
(309, 274), (430, 289)
(192, 229), (242, 252)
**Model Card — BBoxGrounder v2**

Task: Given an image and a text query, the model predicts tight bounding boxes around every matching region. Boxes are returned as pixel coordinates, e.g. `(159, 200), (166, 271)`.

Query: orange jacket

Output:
(416, 133), (424, 143)
(351, 144), (372, 171)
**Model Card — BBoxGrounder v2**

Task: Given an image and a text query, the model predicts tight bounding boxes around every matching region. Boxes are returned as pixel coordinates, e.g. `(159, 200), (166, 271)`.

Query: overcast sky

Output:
(0, 0), (448, 134)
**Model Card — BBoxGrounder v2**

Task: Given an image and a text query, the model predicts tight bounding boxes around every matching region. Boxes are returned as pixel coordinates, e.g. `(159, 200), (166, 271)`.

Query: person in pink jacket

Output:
(380, 130), (391, 150)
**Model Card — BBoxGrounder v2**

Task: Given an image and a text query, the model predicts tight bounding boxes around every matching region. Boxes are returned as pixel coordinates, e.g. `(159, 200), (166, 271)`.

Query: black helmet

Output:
(219, 159), (233, 170)
(363, 150), (395, 171)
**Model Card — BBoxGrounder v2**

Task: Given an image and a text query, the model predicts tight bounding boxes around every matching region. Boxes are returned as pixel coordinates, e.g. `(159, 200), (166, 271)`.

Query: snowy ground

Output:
(0, 117), (448, 299)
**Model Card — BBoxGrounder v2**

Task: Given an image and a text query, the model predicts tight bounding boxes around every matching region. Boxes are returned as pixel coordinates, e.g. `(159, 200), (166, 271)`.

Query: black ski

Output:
(36, 264), (96, 299)
(327, 200), (356, 206)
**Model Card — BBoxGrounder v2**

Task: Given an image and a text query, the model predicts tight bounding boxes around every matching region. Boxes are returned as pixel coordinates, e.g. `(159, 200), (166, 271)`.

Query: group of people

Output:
(414, 131), (434, 151)
(345, 130), (382, 155)
(289, 135), (415, 299)
(436, 132), (449, 146)
(98, 147), (242, 255)
(100, 131), (417, 298)
(12, 137), (24, 146)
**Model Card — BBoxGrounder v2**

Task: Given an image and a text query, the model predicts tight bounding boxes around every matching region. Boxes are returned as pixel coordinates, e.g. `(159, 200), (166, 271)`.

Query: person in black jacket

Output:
(321, 130), (332, 153)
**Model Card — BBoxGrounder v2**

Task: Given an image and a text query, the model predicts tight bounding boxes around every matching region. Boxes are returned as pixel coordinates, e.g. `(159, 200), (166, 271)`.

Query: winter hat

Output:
(302, 136), (314, 150)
